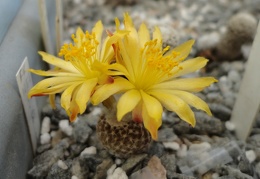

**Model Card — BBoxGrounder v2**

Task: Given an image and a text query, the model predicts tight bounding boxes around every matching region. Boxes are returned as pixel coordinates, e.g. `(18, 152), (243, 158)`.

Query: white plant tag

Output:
(16, 57), (40, 153)
(230, 22), (260, 140)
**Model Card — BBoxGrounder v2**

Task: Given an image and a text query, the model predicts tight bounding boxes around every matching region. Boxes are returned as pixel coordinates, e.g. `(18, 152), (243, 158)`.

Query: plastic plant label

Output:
(16, 57), (40, 153)
(230, 22), (260, 140)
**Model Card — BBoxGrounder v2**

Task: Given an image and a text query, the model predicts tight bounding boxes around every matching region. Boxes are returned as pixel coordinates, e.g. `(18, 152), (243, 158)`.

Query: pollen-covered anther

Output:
(58, 31), (99, 62)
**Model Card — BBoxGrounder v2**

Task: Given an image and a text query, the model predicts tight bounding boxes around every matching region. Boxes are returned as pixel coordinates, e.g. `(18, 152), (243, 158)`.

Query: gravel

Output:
(28, 0), (260, 178)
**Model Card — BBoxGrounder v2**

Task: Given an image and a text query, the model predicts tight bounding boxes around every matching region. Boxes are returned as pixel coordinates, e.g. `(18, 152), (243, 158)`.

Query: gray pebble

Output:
(121, 154), (147, 175)
(73, 119), (93, 143)
(160, 154), (177, 178)
(208, 103), (232, 121)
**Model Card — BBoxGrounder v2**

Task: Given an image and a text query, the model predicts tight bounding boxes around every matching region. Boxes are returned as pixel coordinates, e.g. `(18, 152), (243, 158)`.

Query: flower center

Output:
(59, 31), (99, 64)
(142, 40), (180, 76)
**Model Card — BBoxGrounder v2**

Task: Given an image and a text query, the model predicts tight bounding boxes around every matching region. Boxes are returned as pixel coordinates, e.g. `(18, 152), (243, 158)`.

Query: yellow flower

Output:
(92, 13), (217, 140)
(28, 21), (117, 121)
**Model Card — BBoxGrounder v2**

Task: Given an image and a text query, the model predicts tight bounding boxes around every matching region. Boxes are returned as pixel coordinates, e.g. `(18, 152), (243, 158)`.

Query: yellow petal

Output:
(123, 13), (140, 72)
(91, 77), (134, 105)
(138, 23), (150, 47)
(49, 94), (56, 109)
(60, 83), (81, 111)
(92, 20), (103, 59)
(151, 77), (218, 92)
(100, 36), (114, 63)
(169, 90), (212, 116)
(170, 57), (208, 78)
(75, 78), (98, 114)
(28, 77), (84, 98)
(149, 90), (196, 127)
(29, 69), (83, 77)
(142, 102), (162, 140)
(68, 99), (80, 122)
(38, 51), (79, 73)
(166, 39), (195, 62)
(140, 90), (163, 120)
(109, 63), (131, 78)
(117, 89), (141, 121)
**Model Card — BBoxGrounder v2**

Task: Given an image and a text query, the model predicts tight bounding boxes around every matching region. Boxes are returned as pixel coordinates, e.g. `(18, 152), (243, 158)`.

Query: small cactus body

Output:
(96, 116), (152, 158)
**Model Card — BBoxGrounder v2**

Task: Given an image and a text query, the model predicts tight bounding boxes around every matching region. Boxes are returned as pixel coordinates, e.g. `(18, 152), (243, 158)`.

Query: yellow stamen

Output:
(142, 40), (180, 75)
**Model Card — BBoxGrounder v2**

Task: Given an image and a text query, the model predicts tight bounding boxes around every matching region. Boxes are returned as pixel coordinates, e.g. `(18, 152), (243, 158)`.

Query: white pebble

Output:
(80, 146), (97, 156)
(225, 121), (235, 131)
(227, 70), (241, 83)
(57, 160), (68, 170)
(212, 173), (219, 179)
(59, 120), (73, 136)
(189, 142), (211, 154)
(177, 144), (187, 158)
(40, 133), (51, 144)
(197, 32), (220, 50)
(107, 167), (128, 179)
(107, 164), (117, 176)
(91, 107), (103, 116)
(241, 44), (252, 59)
(163, 142), (180, 151)
(71, 176), (78, 179)
(50, 131), (56, 137)
(41, 116), (51, 134)
(245, 150), (256, 163)
(115, 158), (122, 165)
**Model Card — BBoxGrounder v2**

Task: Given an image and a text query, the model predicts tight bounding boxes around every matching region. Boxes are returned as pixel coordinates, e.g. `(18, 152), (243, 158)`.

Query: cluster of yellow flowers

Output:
(29, 13), (217, 140)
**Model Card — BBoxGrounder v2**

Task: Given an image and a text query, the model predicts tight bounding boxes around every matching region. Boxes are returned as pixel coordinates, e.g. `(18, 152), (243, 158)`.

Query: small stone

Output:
(73, 119), (93, 143)
(51, 130), (64, 146)
(208, 103), (232, 121)
(40, 133), (51, 145)
(71, 158), (89, 179)
(162, 142), (180, 151)
(46, 159), (72, 179)
(80, 146), (97, 156)
(71, 176), (79, 179)
(115, 159), (122, 165)
(189, 142), (211, 155)
(148, 142), (165, 157)
(41, 116), (51, 134)
(177, 144), (187, 158)
(217, 165), (253, 179)
(107, 167), (128, 179)
(28, 139), (70, 177)
(227, 70), (241, 83)
(219, 76), (233, 93)
(225, 121), (235, 131)
(197, 32), (220, 50)
(94, 158), (113, 179)
(256, 162), (260, 178)
(59, 120), (73, 136)
(147, 156), (167, 179)
(129, 167), (157, 179)
(37, 143), (51, 154)
(238, 153), (254, 176)
(57, 160), (69, 170)
(245, 150), (256, 163)
(230, 61), (245, 72)
(175, 111), (224, 135)
(79, 154), (103, 172)
(248, 134), (260, 147)
(212, 173), (220, 179)
(158, 128), (178, 142)
(107, 164), (117, 176)
(160, 154), (176, 178)
(121, 154), (147, 175)
(91, 107), (103, 116)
